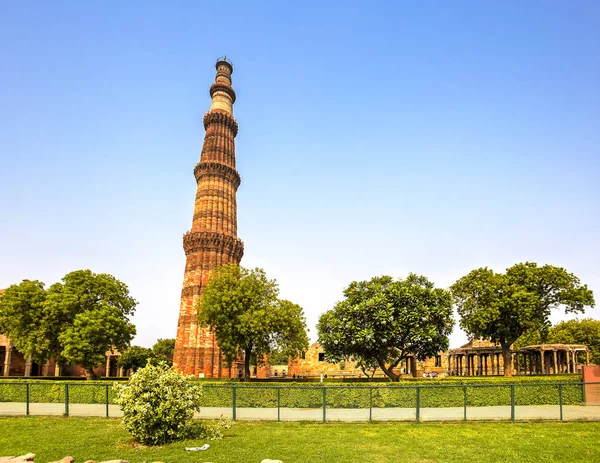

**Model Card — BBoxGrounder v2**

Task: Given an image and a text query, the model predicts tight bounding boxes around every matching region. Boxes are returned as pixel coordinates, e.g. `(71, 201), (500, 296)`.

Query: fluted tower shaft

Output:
(173, 58), (244, 378)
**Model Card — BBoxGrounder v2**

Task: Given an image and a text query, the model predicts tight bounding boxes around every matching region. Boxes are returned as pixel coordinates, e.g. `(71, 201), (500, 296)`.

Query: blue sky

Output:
(1, 1), (598, 348)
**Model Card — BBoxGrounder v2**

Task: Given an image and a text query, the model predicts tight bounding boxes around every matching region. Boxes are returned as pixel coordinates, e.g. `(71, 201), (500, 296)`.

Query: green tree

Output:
(547, 318), (600, 365)
(512, 329), (544, 350)
(317, 274), (454, 382)
(0, 280), (52, 366)
(152, 338), (176, 366)
(452, 262), (595, 376)
(198, 265), (309, 381)
(117, 345), (154, 373)
(268, 349), (291, 366)
(47, 270), (137, 379)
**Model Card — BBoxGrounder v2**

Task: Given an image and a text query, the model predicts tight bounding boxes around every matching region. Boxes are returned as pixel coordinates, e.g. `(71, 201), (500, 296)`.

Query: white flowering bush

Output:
(114, 361), (202, 445)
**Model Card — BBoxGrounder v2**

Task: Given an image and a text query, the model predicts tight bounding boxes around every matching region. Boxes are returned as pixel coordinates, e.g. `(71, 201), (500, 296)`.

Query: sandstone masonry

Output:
(173, 58), (244, 378)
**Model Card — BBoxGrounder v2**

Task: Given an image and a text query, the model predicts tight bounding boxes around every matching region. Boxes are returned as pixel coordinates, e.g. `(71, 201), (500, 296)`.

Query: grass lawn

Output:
(0, 417), (599, 463)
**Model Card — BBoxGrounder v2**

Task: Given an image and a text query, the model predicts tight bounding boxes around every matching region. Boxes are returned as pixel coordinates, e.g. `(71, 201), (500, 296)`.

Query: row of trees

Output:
(1, 262), (595, 382)
(0, 270), (137, 379)
(318, 262), (595, 380)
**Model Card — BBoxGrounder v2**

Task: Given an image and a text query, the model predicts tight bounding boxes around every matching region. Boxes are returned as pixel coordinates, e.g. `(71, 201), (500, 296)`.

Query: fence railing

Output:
(1, 381), (599, 422)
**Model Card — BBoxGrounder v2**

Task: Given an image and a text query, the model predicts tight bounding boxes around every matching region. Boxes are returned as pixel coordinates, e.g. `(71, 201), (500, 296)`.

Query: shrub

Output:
(114, 361), (202, 445)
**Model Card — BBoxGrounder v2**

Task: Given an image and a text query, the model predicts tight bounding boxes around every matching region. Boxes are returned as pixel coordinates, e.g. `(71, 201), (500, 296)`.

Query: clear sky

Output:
(1, 1), (599, 349)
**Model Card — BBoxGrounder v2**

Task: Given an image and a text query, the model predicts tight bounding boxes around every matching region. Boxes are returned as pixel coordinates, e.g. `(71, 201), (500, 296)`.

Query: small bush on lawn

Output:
(114, 361), (202, 445)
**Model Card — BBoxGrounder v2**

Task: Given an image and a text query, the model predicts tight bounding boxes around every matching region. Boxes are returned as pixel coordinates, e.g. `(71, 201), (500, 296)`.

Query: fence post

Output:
(64, 383), (69, 417)
(416, 386), (421, 423)
(322, 387), (326, 423)
(369, 387), (373, 422)
(559, 383), (563, 422)
(510, 384), (515, 422)
(25, 383), (30, 416)
(105, 384), (109, 418)
(463, 385), (467, 422)
(232, 386), (237, 421)
(277, 387), (281, 422)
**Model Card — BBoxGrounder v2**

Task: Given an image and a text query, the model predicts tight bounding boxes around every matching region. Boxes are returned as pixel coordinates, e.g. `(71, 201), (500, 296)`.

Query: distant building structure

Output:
(448, 340), (590, 376)
(282, 340), (591, 379)
(286, 343), (447, 379)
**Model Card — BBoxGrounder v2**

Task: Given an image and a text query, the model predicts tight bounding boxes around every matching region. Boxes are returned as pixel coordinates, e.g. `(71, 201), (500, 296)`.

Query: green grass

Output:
(0, 417), (599, 463)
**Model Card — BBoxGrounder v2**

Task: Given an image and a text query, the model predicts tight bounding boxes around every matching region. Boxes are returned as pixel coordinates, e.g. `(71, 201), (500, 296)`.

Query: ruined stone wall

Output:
(288, 343), (450, 379)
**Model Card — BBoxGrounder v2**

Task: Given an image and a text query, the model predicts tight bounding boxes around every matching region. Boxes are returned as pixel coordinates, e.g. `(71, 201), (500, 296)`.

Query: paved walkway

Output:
(1, 403), (599, 421)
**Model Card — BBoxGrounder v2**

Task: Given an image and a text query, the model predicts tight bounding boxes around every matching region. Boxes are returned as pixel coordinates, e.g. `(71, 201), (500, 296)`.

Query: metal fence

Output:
(0, 381), (599, 422)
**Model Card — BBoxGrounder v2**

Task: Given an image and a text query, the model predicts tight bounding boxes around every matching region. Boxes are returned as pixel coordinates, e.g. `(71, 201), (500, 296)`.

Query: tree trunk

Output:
(501, 343), (513, 377)
(85, 367), (97, 380)
(243, 348), (252, 382)
(377, 358), (400, 382)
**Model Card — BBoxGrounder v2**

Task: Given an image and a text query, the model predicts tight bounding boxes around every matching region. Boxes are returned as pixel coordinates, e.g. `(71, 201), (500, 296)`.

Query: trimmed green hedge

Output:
(0, 375), (585, 408)
(200, 383), (583, 408)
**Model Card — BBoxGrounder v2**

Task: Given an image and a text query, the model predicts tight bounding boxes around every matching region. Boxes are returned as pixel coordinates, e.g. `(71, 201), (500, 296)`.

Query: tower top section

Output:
(216, 56), (233, 75)
(209, 56), (236, 114)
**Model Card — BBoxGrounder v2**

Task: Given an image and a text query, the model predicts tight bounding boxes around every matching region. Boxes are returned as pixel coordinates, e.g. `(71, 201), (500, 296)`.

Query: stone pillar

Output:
(118, 367), (124, 377)
(490, 352), (495, 375)
(586, 350), (590, 366)
(105, 356), (111, 378)
(529, 354), (534, 374)
(574, 351), (578, 373)
(55, 363), (61, 376)
(3, 347), (12, 377)
(567, 351), (571, 373)
(553, 350), (558, 375)
(540, 350), (545, 375)
(477, 354), (482, 376)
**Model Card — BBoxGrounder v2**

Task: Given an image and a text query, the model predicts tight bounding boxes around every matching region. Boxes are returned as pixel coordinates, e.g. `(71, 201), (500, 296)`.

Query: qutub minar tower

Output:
(173, 57), (244, 378)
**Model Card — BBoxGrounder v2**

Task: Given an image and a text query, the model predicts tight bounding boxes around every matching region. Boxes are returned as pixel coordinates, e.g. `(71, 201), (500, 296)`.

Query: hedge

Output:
(0, 375), (585, 408)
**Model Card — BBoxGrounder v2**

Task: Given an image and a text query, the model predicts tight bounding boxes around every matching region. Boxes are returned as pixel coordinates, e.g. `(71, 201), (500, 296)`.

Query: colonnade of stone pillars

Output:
(516, 348), (587, 375)
(449, 351), (505, 376)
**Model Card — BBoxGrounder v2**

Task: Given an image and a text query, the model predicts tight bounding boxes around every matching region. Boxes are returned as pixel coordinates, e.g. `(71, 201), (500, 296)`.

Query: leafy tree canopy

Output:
(1, 271), (137, 379)
(48, 270), (137, 378)
(0, 280), (50, 363)
(198, 265), (309, 381)
(317, 274), (454, 382)
(452, 262), (595, 376)
(117, 345), (154, 373)
(268, 349), (291, 366)
(152, 338), (176, 366)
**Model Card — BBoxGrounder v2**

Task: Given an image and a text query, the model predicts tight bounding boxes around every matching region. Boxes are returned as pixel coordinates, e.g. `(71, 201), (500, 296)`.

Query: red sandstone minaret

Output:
(173, 57), (244, 378)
